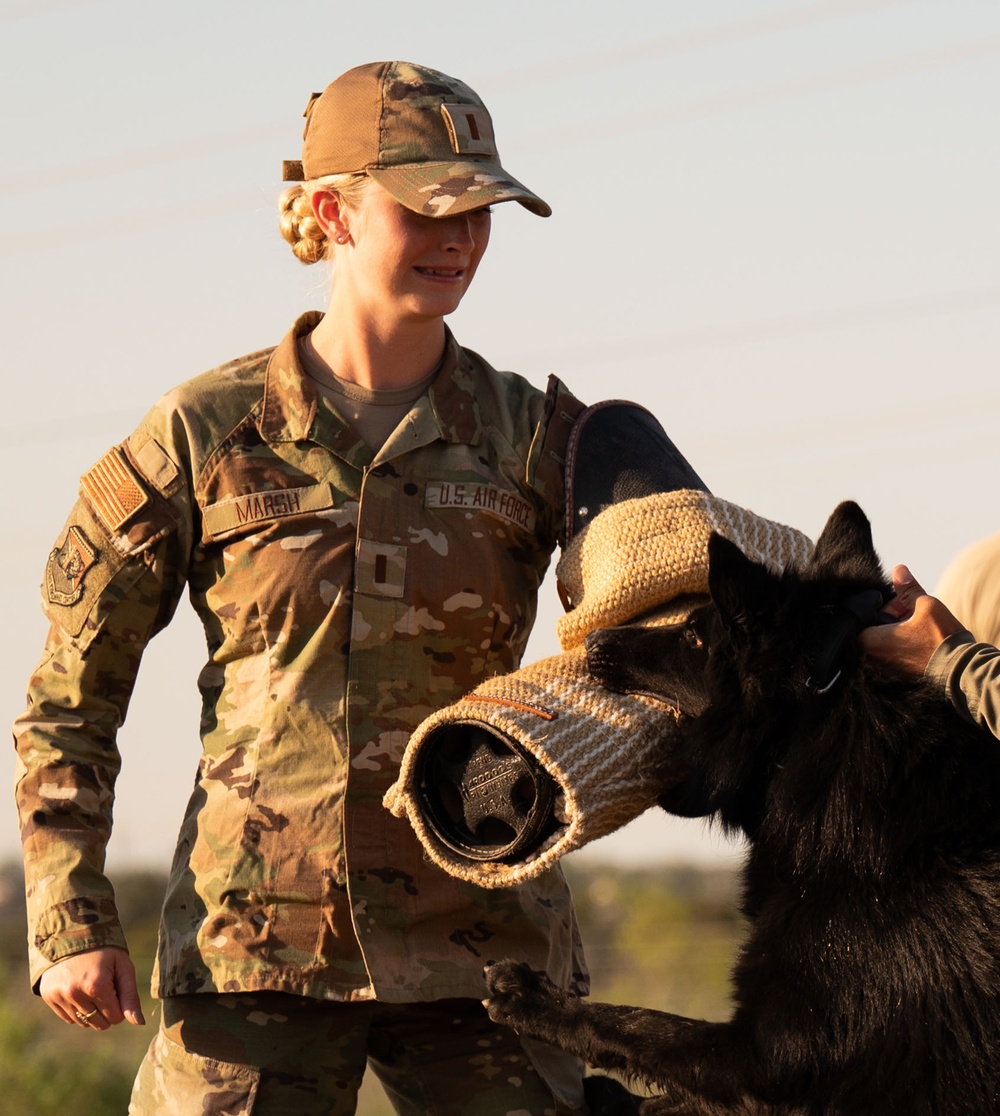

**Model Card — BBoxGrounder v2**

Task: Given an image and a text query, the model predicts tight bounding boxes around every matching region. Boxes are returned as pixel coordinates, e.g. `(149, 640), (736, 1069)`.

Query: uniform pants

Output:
(128, 991), (587, 1116)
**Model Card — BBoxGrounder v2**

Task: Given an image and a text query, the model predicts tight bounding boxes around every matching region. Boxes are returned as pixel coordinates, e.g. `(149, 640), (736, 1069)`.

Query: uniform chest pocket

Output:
(200, 483), (356, 663)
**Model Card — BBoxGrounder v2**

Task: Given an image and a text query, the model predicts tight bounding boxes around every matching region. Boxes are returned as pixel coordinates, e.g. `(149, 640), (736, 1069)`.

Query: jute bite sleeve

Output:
(384, 490), (813, 887)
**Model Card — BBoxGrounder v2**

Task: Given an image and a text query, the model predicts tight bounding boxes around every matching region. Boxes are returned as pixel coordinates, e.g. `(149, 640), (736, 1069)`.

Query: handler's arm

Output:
(859, 564), (1000, 741)
(14, 438), (189, 1013)
(925, 633), (1000, 742)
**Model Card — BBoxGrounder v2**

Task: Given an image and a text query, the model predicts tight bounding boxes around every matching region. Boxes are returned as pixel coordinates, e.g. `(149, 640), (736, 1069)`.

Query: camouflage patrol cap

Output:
(281, 60), (551, 218)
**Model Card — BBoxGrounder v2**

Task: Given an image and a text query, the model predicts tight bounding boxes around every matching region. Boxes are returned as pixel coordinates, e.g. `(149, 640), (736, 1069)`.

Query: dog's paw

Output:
(484, 959), (558, 1029)
(485, 958), (546, 997)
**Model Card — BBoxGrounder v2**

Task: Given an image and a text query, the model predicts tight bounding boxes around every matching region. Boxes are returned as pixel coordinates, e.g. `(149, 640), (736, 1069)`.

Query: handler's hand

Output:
(860, 564), (964, 676)
(39, 947), (145, 1031)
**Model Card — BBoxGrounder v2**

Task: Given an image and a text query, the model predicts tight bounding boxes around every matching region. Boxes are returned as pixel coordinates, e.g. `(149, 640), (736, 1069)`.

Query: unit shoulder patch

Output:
(46, 525), (98, 606)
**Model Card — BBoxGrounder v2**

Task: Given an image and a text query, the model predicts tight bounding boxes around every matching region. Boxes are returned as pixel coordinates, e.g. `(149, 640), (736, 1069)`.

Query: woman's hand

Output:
(860, 564), (965, 676)
(38, 947), (145, 1030)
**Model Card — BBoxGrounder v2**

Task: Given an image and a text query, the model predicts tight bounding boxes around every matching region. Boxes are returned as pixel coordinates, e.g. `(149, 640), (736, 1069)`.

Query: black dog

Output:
(486, 502), (1000, 1115)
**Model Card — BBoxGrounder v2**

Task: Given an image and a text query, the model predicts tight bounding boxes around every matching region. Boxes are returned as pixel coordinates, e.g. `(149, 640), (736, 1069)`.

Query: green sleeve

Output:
(926, 630), (1000, 743)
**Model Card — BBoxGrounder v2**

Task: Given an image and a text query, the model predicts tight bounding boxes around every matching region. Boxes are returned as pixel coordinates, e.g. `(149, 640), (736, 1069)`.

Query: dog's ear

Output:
(708, 533), (778, 637)
(810, 501), (883, 581)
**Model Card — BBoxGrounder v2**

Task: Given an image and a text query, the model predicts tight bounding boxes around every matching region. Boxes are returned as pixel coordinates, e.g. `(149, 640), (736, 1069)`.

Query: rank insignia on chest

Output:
(46, 525), (98, 606)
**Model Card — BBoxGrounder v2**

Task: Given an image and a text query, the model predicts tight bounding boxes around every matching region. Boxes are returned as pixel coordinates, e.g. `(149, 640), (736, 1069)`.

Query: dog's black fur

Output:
(486, 502), (1000, 1115)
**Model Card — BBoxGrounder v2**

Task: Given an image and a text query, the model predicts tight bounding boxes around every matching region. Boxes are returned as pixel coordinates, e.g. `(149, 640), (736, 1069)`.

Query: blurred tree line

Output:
(0, 859), (744, 1114)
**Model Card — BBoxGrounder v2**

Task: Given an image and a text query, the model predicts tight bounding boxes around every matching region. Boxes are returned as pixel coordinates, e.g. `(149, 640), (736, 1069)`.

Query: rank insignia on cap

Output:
(440, 104), (497, 157)
(46, 526), (98, 606)
(81, 447), (150, 534)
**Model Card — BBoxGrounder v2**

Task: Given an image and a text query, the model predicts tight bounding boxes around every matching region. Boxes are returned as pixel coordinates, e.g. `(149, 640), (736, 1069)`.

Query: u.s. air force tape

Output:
(425, 480), (537, 533)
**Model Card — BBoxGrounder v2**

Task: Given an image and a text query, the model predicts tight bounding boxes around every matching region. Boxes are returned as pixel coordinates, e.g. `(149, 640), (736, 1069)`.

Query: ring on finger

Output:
(75, 1008), (99, 1023)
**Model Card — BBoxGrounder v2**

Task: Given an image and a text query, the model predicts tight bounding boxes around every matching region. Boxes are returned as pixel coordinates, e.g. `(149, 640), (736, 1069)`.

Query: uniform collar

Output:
(426, 329), (482, 446)
(259, 312), (482, 451)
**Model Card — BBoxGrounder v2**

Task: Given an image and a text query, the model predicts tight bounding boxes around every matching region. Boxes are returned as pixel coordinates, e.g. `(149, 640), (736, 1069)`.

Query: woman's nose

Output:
(440, 214), (477, 252)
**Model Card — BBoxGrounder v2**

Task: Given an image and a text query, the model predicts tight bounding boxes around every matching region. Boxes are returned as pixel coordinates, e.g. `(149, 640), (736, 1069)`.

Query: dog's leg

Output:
(487, 961), (721, 1084)
(487, 962), (803, 1115)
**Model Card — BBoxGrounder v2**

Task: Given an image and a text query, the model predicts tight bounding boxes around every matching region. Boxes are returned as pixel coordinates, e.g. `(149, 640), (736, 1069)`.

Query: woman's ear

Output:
(311, 190), (351, 245)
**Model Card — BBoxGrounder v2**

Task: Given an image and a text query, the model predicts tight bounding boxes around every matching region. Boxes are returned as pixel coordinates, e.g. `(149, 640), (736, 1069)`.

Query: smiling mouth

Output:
(415, 267), (464, 279)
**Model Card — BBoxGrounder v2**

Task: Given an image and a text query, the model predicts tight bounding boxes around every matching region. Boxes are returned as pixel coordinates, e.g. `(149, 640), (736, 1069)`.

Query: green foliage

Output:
(0, 857), (744, 1114)
(0, 978), (139, 1115)
(565, 861), (744, 1020)
(0, 861), (159, 1115)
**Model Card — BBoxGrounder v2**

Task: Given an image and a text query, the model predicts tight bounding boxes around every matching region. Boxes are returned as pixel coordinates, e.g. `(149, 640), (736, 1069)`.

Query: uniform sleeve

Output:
(925, 630), (1000, 743)
(13, 432), (191, 989)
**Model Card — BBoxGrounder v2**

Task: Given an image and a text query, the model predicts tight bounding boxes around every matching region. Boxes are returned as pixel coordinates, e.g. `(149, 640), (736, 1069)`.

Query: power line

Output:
(0, 124), (288, 200)
(0, 189), (266, 256)
(0, 0), (915, 198)
(4, 25), (997, 255)
(505, 285), (1000, 369)
(508, 33), (1000, 153)
(482, 0), (912, 87)
(1, 286), (996, 448)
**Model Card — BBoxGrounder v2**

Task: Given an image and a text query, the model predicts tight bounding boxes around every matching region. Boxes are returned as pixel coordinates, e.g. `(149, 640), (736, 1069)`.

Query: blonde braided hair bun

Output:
(278, 174), (370, 265)
(279, 182), (328, 264)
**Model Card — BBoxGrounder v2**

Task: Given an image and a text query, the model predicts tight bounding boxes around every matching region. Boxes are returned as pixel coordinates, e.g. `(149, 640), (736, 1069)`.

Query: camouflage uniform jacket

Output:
(14, 312), (589, 1003)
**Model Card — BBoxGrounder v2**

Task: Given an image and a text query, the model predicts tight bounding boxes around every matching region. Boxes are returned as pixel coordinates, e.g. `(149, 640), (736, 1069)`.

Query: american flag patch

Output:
(81, 447), (150, 533)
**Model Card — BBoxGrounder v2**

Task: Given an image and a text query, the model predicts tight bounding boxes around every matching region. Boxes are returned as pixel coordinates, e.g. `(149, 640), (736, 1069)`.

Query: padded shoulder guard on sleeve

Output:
(563, 400), (708, 544)
(525, 376), (586, 541)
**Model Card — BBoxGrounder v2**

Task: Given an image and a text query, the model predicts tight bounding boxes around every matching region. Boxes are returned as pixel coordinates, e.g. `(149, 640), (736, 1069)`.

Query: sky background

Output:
(1, 0), (998, 873)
